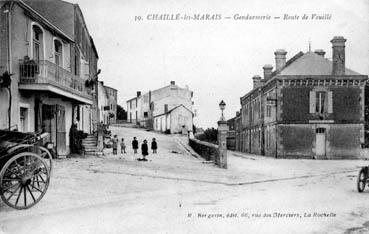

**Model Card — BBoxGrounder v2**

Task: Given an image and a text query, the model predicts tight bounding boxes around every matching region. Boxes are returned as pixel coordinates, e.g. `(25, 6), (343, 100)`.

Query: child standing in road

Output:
(132, 137), (138, 154)
(151, 138), (157, 154)
(140, 139), (149, 161)
(112, 135), (118, 155)
(120, 138), (126, 154)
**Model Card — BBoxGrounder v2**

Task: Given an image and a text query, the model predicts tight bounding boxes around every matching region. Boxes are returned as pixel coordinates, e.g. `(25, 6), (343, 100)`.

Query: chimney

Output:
(170, 81), (175, 85)
(274, 49), (287, 71)
(137, 91), (141, 97)
(263, 64), (273, 80)
(252, 75), (262, 89)
(314, 49), (326, 57)
(331, 36), (346, 76)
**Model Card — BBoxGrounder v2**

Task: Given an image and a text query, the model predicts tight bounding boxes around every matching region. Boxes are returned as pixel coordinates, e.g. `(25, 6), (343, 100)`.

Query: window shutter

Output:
(328, 91), (333, 113)
(309, 91), (316, 113)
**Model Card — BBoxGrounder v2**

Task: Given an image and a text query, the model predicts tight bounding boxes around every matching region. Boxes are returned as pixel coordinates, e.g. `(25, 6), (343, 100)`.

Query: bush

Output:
(195, 127), (218, 144)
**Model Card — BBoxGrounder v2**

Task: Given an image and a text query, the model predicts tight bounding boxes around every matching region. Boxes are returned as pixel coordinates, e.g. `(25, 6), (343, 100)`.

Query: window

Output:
(54, 39), (63, 67)
(310, 90), (333, 114)
(316, 128), (325, 134)
(266, 105), (271, 118)
(32, 25), (42, 63)
(316, 92), (326, 114)
(144, 112), (148, 118)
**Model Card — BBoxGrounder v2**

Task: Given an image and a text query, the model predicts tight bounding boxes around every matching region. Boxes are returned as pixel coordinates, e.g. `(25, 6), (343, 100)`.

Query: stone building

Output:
(0, 0), (99, 157)
(234, 36), (368, 159)
(127, 81), (194, 134)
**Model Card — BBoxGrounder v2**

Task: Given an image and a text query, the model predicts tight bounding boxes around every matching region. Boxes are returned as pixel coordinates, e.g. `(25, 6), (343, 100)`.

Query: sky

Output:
(70, 0), (369, 128)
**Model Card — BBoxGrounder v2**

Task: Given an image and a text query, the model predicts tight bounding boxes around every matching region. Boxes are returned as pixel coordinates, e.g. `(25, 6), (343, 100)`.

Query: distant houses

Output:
(229, 36), (368, 159)
(127, 81), (194, 134)
(98, 82), (117, 125)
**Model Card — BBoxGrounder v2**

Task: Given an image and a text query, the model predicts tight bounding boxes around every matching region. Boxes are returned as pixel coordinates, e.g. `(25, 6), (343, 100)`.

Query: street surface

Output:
(1, 126), (369, 234)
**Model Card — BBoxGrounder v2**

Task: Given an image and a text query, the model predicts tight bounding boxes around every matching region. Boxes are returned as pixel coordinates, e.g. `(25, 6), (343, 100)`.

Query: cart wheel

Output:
(357, 167), (367, 193)
(39, 146), (53, 174)
(0, 152), (50, 209)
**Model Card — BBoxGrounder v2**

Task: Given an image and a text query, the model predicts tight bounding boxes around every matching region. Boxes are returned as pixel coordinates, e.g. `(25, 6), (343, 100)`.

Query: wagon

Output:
(357, 166), (369, 193)
(0, 130), (52, 209)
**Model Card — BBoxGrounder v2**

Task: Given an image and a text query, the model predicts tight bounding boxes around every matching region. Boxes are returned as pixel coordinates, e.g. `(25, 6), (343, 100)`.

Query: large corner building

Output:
(234, 36), (368, 159)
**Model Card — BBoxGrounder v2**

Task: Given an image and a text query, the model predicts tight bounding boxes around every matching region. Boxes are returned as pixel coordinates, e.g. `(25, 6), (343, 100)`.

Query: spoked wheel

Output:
(7, 145), (53, 175)
(39, 146), (53, 175)
(357, 167), (367, 193)
(0, 152), (50, 209)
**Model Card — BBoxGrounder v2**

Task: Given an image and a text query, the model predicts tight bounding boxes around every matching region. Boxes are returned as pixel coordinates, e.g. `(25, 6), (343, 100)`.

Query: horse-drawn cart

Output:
(0, 130), (52, 209)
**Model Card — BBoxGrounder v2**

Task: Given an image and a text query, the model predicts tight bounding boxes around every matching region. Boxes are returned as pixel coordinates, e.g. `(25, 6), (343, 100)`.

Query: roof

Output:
(241, 50), (366, 101)
(90, 36), (99, 59)
(16, 0), (73, 42)
(104, 85), (117, 92)
(22, 0), (75, 39)
(126, 97), (138, 102)
(153, 104), (193, 118)
(278, 52), (361, 76)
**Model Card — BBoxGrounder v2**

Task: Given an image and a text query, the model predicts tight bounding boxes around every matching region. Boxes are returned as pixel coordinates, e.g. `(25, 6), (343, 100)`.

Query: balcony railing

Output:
(19, 60), (92, 100)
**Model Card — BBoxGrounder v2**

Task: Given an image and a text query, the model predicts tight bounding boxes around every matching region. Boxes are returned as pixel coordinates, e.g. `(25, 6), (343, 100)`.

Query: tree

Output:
(116, 104), (127, 120)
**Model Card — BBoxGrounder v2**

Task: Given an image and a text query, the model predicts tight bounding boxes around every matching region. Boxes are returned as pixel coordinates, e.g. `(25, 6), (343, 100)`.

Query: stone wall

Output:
(189, 138), (218, 162)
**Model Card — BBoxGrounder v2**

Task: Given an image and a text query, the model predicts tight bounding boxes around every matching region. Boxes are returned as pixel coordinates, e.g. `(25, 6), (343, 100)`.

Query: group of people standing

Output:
(111, 136), (158, 161)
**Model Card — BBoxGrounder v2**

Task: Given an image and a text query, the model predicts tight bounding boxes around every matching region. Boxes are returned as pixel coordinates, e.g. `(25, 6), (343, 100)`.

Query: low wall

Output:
(189, 138), (218, 162)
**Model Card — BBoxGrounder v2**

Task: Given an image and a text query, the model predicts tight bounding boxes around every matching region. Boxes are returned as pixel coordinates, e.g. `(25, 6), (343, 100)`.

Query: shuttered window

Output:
(309, 90), (333, 114)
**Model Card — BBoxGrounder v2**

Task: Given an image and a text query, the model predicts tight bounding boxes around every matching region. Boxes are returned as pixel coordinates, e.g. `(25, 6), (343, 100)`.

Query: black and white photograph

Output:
(0, 0), (368, 233)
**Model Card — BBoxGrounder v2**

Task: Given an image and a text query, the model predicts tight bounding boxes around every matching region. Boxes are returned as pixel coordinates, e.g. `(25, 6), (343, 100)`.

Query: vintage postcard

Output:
(0, 0), (368, 233)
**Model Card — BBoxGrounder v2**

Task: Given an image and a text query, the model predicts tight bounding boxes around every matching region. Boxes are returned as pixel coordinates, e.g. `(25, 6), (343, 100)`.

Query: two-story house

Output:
(22, 0), (100, 134)
(236, 36), (368, 159)
(0, 0), (98, 157)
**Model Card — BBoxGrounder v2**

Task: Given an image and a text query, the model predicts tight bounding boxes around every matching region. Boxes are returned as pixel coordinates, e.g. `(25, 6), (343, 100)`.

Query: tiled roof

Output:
(153, 104), (193, 118)
(278, 52), (361, 76)
(22, 0), (75, 38)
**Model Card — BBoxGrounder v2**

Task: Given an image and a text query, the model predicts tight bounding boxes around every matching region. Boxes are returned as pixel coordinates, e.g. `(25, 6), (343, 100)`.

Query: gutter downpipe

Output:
(275, 79), (278, 158)
(7, 1), (14, 131)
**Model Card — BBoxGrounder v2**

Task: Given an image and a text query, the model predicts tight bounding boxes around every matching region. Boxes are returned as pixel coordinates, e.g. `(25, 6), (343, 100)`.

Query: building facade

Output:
(234, 36), (368, 159)
(0, 0), (99, 157)
(127, 81), (194, 134)
(98, 82), (117, 125)
(22, 0), (100, 134)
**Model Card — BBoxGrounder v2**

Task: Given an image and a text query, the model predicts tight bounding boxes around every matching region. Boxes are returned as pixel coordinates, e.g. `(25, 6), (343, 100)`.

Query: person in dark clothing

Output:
(151, 138), (157, 154)
(140, 139), (148, 161)
(132, 137), (139, 154)
(112, 135), (118, 155)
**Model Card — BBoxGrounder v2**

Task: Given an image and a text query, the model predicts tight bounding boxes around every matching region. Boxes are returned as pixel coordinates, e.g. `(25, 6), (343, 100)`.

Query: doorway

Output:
(19, 107), (28, 132)
(315, 128), (326, 157)
(42, 104), (66, 157)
